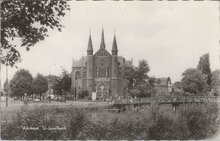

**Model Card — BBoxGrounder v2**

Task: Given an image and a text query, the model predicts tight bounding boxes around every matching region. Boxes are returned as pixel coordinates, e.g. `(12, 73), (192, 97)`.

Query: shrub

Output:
(178, 103), (220, 139)
(78, 89), (89, 99)
(65, 109), (88, 139)
(1, 105), (66, 140)
(1, 102), (219, 140)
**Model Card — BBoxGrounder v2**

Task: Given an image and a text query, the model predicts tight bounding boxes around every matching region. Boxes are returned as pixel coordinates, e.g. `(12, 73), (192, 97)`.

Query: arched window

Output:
(123, 87), (126, 98)
(96, 66), (98, 77)
(75, 71), (80, 80)
(98, 60), (106, 77)
(107, 67), (110, 77)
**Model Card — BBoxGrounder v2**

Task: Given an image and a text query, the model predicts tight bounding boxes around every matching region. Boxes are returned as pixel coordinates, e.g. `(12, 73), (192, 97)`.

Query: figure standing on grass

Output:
(24, 93), (28, 104)
(48, 95), (51, 104)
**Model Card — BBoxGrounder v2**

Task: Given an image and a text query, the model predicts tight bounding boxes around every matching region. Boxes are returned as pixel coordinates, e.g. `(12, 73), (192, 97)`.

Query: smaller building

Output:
(172, 81), (183, 93)
(155, 77), (172, 96)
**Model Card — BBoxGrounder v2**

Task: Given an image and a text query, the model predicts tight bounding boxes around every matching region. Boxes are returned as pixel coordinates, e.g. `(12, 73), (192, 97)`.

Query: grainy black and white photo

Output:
(1, 0), (220, 140)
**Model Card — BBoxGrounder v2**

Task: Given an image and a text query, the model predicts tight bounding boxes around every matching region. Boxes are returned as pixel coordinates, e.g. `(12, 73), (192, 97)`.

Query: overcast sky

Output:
(1, 1), (220, 84)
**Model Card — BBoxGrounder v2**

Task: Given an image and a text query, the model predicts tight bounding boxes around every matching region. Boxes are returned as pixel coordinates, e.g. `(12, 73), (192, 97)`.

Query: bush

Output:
(179, 103), (219, 139)
(78, 89), (89, 99)
(1, 106), (66, 140)
(1, 102), (219, 140)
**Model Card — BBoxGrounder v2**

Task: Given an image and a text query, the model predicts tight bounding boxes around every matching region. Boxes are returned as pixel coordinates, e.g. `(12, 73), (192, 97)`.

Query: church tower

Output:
(86, 33), (94, 97)
(100, 28), (106, 49)
(111, 33), (119, 97)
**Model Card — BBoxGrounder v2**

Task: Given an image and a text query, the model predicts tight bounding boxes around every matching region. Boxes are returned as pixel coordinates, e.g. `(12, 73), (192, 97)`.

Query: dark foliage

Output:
(197, 53), (212, 87)
(32, 73), (48, 98)
(125, 59), (156, 98)
(181, 68), (209, 95)
(1, 0), (70, 66)
(78, 89), (89, 99)
(1, 102), (219, 140)
(9, 69), (33, 98)
(211, 69), (220, 96)
(51, 70), (71, 95)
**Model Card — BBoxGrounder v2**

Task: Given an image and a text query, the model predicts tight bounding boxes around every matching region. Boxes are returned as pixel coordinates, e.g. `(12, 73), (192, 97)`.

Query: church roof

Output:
(72, 56), (86, 67)
(73, 56), (133, 68)
(118, 56), (133, 68)
(94, 48), (111, 56)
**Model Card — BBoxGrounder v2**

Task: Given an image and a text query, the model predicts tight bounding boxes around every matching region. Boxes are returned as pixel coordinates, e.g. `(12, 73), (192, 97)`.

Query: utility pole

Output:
(0, 49), (1, 103)
(6, 61), (8, 107)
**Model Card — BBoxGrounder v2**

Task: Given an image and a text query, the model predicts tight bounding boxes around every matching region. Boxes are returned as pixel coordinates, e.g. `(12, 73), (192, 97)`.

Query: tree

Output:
(181, 68), (209, 95)
(60, 69), (71, 93)
(134, 59), (150, 85)
(52, 77), (62, 95)
(197, 53), (212, 88)
(1, 0), (70, 66)
(52, 70), (71, 95)
(3, 79), (13, 97)
(130, 82), (156, 98)
(47, 75), (59, 87)
(9, 69), (33, 99)
(211, 69), (220, 96)
(32, 73), (48, 99)
(124, 67), (135, 90)
(127, 59), (156, 98)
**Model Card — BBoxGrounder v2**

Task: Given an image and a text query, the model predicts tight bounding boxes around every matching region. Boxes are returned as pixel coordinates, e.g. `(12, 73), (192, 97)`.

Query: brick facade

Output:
(71, 29), (133, 100)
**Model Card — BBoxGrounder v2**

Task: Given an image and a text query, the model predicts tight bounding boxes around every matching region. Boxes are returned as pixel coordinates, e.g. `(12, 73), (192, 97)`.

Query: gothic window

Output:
(96, 66), (98, 77)
(107, 67), (110, 77)
(75, 71), (80, 80)
(123, 87), (126, 98)
(98, 66), (100, 77)
(98, 60), (106, 77)
(97, 87), (101, 98)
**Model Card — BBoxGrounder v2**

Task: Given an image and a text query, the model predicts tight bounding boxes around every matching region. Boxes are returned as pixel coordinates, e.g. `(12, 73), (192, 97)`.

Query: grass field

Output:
(1, 98), (110, 111)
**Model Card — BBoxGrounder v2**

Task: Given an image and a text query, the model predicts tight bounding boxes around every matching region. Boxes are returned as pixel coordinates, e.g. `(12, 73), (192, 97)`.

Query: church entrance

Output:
(96, 84), (109, 101)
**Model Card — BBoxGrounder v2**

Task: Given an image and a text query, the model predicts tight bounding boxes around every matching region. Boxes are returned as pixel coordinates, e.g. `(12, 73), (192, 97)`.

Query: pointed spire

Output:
(87, 33), (93, 51)
(112, 32), (118, 51)
(100, 28), (106, 49)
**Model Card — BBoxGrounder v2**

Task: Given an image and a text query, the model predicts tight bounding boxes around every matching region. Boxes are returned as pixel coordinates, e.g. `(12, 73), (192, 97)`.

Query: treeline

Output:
(126, 53), (220, 98)
(178, 53), (220, 96)
(4, 53), (219, 99)
(4, 69), (71, 99)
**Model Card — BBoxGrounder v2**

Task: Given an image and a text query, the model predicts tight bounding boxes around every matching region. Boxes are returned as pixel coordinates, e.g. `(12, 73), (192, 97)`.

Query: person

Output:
(24, 93), (28, 104)
(48, 95), (51, 104)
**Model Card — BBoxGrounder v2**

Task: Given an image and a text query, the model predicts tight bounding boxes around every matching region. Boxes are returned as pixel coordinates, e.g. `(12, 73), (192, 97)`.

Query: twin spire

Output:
(87, 28), (118, 52)
(100, 29), (106, 49)
(87, 33), (93, 51)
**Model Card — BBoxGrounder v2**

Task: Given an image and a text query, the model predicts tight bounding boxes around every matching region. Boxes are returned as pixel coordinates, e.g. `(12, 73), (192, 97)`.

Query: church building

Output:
(71, 29), (133, 100)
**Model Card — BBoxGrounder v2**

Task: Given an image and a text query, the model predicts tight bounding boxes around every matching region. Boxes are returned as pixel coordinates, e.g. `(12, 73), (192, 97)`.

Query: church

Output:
(71, 29), (133, 100)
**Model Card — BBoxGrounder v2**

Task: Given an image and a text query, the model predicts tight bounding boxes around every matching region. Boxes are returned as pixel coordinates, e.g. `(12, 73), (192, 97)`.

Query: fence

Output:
(113, 96), (219, 105)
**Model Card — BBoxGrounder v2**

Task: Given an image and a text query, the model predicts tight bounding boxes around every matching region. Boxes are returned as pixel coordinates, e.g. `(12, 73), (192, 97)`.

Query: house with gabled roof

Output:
(154, 77), (173, 96)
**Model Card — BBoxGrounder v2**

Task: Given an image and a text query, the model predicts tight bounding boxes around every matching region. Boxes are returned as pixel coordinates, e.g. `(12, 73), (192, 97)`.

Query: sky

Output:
(1, 1), (220, 85)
